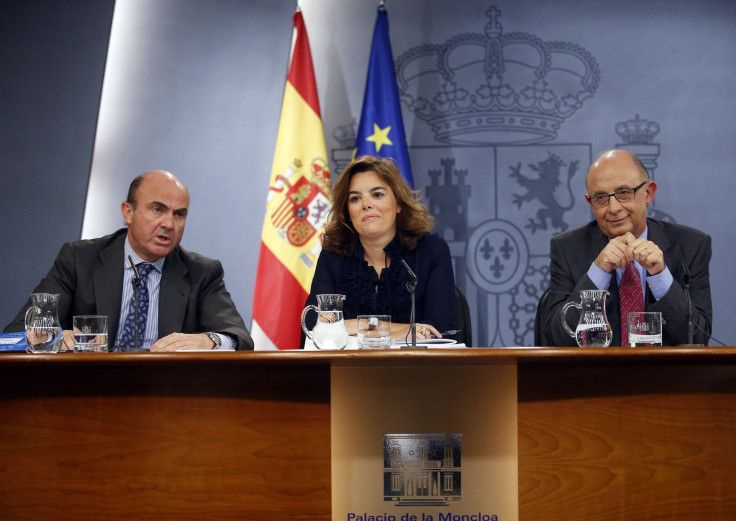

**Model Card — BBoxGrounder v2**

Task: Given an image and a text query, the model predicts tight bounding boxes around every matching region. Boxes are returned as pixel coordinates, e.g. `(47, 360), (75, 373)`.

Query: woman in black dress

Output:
(304, 156), (455, 342)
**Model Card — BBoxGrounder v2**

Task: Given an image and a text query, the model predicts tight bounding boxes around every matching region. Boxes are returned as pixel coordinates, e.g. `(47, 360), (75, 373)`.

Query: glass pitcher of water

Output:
(561, 289), (613, 347)
(301, 294), (349, 350)
(24, 293), (63, 353)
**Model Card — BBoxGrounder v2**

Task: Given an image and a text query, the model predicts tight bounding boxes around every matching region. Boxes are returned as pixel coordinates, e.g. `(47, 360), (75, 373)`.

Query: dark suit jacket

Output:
(545, 218), (712, 346)
(4, 229), (253, 350)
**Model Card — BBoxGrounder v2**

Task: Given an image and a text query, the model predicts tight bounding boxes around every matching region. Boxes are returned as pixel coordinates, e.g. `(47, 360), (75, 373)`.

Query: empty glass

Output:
(357, 315), (391, 349)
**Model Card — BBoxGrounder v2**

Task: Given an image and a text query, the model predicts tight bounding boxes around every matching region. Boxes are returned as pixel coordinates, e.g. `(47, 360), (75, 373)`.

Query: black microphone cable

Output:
(674, 245), (726, 346)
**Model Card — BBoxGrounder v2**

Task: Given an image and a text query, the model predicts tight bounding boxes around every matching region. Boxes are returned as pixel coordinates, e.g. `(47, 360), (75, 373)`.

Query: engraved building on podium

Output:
(383, 433), (463, 507)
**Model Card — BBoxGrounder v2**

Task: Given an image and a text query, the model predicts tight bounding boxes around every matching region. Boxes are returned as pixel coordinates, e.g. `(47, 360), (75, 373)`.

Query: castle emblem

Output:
(395, 6), (600, 145)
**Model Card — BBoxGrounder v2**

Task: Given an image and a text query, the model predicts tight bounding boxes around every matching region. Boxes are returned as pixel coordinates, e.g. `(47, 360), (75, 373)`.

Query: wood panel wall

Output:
(518, 362), (736, 521)
(0, 357), (332, 520)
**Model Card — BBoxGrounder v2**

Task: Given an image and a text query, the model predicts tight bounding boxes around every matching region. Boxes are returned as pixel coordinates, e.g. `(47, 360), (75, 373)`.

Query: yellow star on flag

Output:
(366, 123), (392, 152)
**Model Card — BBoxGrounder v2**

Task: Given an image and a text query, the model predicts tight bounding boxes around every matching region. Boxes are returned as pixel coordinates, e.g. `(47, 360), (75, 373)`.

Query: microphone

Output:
(128, 255), (142, 288)
(675, 245), (702, 346)
(127, 255), (142, 351)
(401, 259), (418, 287)
(400, 259), (419, 348)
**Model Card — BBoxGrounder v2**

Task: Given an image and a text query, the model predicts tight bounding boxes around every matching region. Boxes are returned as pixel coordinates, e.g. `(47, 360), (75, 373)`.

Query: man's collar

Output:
(123, 236), (165, 272)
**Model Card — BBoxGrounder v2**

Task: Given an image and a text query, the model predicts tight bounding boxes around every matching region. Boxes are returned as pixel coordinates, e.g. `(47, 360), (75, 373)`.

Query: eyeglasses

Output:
(587, 181), (648, 208)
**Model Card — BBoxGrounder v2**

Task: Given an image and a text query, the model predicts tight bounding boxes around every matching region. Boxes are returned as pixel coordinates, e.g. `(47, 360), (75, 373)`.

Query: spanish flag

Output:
(251, 10), (331, 350)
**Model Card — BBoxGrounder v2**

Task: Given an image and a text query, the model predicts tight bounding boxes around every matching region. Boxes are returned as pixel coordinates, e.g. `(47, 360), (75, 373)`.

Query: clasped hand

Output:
(594, 232), (665, 275)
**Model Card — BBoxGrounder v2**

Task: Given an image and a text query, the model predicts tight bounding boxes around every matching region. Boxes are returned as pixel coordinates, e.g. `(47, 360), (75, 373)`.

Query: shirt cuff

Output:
(646, 266), (674, 301)
(587, 263), (613, 290)
(211, 332), (236, 351)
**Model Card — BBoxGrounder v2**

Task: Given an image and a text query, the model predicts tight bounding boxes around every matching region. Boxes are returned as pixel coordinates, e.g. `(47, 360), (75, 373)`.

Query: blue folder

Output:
(0, 332), (28, 352)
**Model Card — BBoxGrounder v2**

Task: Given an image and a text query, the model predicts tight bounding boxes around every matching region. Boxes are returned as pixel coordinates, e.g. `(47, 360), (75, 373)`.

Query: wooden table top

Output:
(2, 345), (735, 366)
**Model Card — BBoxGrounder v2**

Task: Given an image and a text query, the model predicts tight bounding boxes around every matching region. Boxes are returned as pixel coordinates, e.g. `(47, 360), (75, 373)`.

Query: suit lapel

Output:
(93, 233), (125, 345)
(158, 250), (190, 337)
(647, 218), (675, 272)
(588, 229), (609, 270)
(645, 218), (675, 304)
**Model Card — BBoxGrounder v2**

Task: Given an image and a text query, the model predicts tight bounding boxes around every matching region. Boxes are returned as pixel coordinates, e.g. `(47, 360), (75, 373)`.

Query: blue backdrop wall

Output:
(2, 0), (734, 346)
(0, 0), (114, 327)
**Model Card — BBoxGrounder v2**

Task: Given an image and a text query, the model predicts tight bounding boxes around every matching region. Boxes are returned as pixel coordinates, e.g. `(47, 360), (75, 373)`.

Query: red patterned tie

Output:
(619, 262), (644, 346)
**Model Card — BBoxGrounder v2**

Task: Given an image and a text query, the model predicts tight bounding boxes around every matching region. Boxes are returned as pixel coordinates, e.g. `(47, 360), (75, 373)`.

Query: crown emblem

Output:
(395, 5), (600, 145)
(333, 118), (358, 149)
(615, 114), (660, 144)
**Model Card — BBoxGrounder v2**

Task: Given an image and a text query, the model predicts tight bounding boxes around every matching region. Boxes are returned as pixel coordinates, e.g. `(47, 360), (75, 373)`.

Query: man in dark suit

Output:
(545, 149), (712, 346)
(4, 170), (253, 351)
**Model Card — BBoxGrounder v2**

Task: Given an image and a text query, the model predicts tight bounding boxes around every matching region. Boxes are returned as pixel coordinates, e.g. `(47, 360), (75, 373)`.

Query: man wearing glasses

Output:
(544, 149), (712, 346)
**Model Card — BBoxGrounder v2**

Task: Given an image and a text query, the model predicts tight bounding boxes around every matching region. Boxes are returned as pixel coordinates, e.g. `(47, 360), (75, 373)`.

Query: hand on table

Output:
(150, 333), (214, 352)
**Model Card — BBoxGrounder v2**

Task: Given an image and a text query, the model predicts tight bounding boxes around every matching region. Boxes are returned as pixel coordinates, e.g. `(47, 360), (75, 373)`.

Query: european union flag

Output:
(355, 6), (414, 188)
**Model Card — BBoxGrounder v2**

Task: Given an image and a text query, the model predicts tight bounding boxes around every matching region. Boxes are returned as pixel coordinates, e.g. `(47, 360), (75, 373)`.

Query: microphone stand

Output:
(401, 259), (419, 348)
(675, 245), (702, 347)
(684, 274), (695, 346)
(128, 255), (142, 352)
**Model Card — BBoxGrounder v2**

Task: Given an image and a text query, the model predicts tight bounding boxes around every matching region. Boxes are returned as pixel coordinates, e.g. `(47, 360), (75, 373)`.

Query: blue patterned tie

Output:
(118, 263), (154, 351)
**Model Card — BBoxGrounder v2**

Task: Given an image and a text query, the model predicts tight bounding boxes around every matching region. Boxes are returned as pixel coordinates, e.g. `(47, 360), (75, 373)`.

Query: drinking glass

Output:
(73, 315), (109, 352)
(357, 315), (392, 349)
(627, 312), (663, 347)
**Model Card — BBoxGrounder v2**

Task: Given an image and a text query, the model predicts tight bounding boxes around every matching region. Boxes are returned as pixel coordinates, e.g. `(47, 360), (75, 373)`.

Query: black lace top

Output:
(304, 233), (455, 330)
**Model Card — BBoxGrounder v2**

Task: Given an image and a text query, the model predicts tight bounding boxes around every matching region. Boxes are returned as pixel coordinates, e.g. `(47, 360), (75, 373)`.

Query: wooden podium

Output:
(1, 348), (735, 520)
